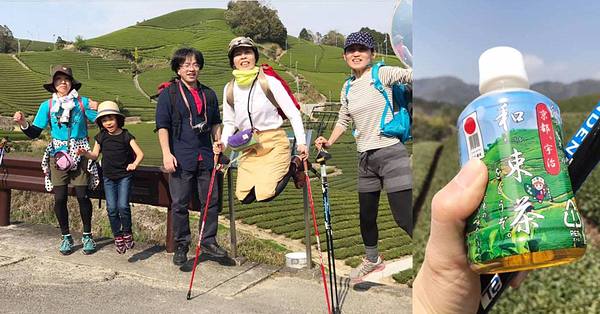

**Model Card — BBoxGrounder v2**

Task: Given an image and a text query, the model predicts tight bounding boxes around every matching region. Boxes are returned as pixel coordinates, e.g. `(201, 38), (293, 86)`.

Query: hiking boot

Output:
(114, 236), (126, 254)
(173, 244), (188, 266)
(123, 233), (134, 250)
(82, 233), (97, 255)
(201, 242), (227, 258)
(349, 256), (385, 282)
(59, 234), (74, 255)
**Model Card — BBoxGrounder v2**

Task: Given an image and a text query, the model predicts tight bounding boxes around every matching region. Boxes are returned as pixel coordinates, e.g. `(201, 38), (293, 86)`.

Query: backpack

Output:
(225, 64), (301, 119)
(152, 79), (185, 139)
(344, 61), (412, 143)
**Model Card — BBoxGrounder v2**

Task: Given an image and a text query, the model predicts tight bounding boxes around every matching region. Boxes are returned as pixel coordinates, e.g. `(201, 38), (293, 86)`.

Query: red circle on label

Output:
(464, 117), (476, 134)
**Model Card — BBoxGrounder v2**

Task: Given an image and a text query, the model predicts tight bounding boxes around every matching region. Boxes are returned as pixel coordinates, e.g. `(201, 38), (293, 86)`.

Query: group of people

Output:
(13, 31), (413, 281)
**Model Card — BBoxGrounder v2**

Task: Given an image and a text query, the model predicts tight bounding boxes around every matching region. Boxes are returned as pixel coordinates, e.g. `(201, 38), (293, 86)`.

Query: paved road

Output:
(0, 223), (411, 314)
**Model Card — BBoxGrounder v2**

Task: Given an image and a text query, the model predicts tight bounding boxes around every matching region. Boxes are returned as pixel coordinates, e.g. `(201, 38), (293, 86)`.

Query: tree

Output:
(74, 35), (89, 51)
(359, 27), (393, 55)
(321, 30), (345, 48)
(0, 25), (16, 53)
(55, 36), (67, 50)
(224, 0), (287, 46)
(299, 28), (313, 42)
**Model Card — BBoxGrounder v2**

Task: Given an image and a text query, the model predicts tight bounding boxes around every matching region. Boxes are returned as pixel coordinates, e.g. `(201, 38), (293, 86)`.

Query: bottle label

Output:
(458, 92), (586, 265)
(536, 103), (560, 175)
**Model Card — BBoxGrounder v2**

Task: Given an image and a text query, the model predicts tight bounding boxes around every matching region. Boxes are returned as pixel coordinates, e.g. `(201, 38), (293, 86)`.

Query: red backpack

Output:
(226, 64), (301, 119)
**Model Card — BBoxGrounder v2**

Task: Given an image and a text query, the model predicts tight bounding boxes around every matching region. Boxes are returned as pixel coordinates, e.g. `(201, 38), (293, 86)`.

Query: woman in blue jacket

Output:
(13, 65), (99, 255)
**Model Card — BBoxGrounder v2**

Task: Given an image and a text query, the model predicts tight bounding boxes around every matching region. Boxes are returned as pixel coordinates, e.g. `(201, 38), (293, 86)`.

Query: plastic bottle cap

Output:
(479, 46), (529, 94)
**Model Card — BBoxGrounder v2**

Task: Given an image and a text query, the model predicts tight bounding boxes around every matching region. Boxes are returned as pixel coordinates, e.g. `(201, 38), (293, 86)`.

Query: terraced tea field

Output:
(0, 54), (48, 116)
(17, 50), (154, 120)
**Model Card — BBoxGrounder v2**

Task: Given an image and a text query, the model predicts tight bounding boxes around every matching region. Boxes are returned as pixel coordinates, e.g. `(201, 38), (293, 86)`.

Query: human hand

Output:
(213, 141), (223, 154)
(126, 163), (137, 171)
(314, 136), (330, 150)
(13, 111), (27, 128)
(89, 99), (99, 110)
(162, 153), (177, 173)
(296, 144), (308, 160)
(413, 159), (487, 313)
(76, 148), (88, 156)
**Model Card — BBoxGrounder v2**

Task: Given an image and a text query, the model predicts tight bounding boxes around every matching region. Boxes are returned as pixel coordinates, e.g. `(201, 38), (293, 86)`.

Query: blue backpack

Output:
(345, 61), (412, 143)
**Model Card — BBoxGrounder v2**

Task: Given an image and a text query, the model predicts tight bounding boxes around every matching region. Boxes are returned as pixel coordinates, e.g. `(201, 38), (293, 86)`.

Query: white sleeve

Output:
(221, 83), (236, 148)
(268, 77), (306, 145)
(379, 66), (413, 86)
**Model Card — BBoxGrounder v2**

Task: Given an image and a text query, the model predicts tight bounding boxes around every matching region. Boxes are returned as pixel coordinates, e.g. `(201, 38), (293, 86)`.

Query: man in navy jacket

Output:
(156, 47), (226, 266)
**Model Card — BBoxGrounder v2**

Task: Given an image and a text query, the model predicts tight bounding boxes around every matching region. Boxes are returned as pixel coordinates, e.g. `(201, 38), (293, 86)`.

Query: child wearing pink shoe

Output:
(79, 101), (144, 254)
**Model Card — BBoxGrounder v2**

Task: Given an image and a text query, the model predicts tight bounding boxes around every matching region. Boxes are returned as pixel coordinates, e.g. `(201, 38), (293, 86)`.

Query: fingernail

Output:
(454, 159), (484, 189)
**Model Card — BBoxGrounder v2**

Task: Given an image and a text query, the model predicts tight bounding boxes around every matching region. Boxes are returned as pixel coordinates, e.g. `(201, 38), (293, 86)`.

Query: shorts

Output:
(357, 142), (412, 193)
(50, 156), (90, 187)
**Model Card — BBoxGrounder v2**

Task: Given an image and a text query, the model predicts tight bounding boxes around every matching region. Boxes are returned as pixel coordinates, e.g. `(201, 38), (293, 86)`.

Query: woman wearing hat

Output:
(213, 37), (308, 203)
(13, 65), (100, 255)
(314, 31), (413, 282)
(78, 101), (144, 254)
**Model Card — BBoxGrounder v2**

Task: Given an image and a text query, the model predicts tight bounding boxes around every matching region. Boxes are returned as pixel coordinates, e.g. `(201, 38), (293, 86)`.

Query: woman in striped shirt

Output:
(315, 31), (413, 282)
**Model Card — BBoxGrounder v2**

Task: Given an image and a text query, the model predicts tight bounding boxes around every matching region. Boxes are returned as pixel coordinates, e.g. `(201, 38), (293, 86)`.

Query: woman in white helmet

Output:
(213, 37), (308, 203)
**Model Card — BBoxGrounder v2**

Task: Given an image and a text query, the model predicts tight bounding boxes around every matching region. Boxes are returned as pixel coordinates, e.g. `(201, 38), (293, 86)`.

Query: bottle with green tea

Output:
(457, 46), (586, 274)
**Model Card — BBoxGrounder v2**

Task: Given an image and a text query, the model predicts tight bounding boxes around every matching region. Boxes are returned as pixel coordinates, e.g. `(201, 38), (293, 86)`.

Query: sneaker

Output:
(349, 256), (385, 282)
(59, 234), (74, 255)
(201, 242), (228, 258)
(173, 244), (188, 266)
(82, 233), (97, 255)
(114, 236), (126, 254)
(123, 233), (134, 250)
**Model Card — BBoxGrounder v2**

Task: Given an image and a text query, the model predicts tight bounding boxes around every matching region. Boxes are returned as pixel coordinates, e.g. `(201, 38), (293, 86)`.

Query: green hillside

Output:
(139, 8), (225, 29)
(559, 93), (600, 113)
(17, 50), (154, 120)
(0, 54), (48, 115)
(1, 8), (408, 118)
(17, 39), (54, 52)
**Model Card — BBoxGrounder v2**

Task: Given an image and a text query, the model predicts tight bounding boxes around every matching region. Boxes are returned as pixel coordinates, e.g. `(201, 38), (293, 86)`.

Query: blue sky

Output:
(1, 0), (394, 48)
(415, 0), (600, 83)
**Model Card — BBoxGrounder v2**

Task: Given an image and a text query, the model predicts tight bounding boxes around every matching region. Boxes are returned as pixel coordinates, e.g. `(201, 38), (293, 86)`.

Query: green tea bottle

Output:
(457, 47), (586, 274)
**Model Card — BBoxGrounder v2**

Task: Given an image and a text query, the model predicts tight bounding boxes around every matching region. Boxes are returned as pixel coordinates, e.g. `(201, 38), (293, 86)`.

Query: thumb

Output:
(427, 158), (488, 266)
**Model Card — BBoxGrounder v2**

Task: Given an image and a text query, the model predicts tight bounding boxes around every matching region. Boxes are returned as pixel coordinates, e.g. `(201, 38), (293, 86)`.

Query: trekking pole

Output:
(187, 153), (220, 300)
(304, 159), (333, 314)
(316, 149), (340, 314)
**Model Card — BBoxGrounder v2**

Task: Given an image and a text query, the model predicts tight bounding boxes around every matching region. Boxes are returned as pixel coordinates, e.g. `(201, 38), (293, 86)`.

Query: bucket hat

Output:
(95, 101), (125, 128)
(95, 101), (124, 121)
(43, 65), (82, 93)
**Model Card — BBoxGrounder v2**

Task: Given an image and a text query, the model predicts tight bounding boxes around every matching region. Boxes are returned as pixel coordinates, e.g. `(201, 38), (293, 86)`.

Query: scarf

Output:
(232, 67), (259, 87)
(51, 89), (79, 123)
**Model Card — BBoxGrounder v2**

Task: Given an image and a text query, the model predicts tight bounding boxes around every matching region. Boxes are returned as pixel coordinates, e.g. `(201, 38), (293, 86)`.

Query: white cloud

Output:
(522, 53), (569, 83)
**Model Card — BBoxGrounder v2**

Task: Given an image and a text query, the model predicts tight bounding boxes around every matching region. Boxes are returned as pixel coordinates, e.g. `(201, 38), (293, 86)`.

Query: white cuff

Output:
(20, 122), (30, 130)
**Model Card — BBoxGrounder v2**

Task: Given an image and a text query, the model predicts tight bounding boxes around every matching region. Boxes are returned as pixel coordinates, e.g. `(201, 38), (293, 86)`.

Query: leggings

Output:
(359, 190), (412, 247)
(53, 185), (93, 235)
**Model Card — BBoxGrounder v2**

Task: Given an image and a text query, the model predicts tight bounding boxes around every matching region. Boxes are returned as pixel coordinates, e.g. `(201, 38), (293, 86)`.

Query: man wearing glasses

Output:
(155, 47), (226, 267)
